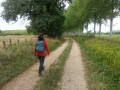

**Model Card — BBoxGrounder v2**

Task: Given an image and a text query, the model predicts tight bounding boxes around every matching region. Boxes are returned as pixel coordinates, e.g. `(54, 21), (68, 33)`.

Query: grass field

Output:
(2, 30), (28, 35)
(72, 36), (120, 90)
(96, 34), (120, 40)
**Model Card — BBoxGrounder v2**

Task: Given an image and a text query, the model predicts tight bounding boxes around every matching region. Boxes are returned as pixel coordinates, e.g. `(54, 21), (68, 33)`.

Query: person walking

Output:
(34, 33), (49, 77)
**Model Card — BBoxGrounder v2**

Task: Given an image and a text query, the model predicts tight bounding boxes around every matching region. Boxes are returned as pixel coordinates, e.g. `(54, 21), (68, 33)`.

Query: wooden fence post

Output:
(25, 39), (27, 43)
(3, 41), (6, 47)
(9, 39), (12, 45)
(31, 38), (32, 42)
(14, 41), (16, 45)
(18, 39), (19, 44)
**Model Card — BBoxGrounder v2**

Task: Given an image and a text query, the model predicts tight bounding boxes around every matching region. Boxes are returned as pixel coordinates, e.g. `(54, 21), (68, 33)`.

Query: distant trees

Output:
(0, 29), (3, 36)
(1, 0), (71, 38)
(64, 0), (120, 40)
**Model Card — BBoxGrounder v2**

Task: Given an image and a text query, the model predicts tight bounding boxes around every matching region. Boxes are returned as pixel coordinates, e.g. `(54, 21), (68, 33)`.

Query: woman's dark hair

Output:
(38, 33), (44, 40)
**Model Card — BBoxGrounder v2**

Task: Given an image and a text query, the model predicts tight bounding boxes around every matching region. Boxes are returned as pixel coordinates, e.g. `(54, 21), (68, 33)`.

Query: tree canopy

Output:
(64, 0), (120, 39)
(1, 0), (71, 38)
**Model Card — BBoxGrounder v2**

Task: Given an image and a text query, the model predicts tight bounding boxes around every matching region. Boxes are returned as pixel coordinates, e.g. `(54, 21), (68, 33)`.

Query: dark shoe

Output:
(38, 73), (42, 77)
(43, 66), (45, 70)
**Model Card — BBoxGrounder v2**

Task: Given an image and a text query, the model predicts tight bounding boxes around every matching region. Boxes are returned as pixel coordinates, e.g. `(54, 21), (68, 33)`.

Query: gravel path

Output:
(1, 41), (68, 90)
(59, 40), (88, 90)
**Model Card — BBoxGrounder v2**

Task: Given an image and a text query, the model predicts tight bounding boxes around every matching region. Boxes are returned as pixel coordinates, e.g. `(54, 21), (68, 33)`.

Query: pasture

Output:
(2, 30), (28, 35)
(96, 34), (120, 40)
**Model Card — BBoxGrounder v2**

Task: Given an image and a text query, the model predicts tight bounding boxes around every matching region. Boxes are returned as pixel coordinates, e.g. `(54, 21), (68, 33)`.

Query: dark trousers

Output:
(38, 56), (45, 74)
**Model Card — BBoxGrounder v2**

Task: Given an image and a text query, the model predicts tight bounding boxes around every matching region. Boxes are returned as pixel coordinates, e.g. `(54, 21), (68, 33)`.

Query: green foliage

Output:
(72, 36), (120, 90)
(27, 14), (64, 38)
(1, 0), (71, 38)
(64, 0), (120, 36)
(0, 30), (6, 36)
(64, 0), (85, 31)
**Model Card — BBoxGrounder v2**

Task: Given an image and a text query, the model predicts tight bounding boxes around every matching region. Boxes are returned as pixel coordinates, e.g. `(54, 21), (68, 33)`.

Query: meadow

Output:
(72, 36), (120, 90)
(0, 30), (34, 47)
(96, 34), (120, 40)
(0, 36), (65, 88)
(2, 30), (28, 35)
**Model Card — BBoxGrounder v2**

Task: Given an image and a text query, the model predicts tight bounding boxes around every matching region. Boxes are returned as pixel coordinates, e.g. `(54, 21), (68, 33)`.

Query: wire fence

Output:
(0, 38), (37, 48)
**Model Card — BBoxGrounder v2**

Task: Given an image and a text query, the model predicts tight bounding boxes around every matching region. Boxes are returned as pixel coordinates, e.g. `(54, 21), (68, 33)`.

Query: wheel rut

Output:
(59, 40), (88, 90)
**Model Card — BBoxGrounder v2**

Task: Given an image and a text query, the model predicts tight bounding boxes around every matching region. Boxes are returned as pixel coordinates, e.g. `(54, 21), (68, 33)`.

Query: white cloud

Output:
(0, 7), (3, 12)
(0, 17), (30, 30)
(0, 0), (5, 3)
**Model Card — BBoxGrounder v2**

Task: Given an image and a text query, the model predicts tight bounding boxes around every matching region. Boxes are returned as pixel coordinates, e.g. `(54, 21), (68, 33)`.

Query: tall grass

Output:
(72, 36), (120, 90)
(0, 38), (65, 88)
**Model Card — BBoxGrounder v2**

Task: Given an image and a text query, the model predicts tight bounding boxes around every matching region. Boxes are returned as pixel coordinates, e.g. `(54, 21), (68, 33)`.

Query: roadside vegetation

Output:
(0, 38), (65, 88)
(34, 39), (72, 90)
(72, 36), (120, 90)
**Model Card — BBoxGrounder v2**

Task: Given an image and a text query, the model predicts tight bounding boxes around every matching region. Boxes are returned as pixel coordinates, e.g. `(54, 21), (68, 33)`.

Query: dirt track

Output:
(1, 39), (88, 90)
(59, 40), (88, 90)
(1, 41), (68, 90)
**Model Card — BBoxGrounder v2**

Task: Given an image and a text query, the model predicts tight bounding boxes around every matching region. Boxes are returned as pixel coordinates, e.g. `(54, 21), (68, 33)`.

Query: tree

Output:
(0, 29), (1, 33)
(103, 0), (120, 40)
(64, 0), (120, 39)
(0, 29), (3, 36)
(1, 0), (71, 38)
(64, 0), (85, 32)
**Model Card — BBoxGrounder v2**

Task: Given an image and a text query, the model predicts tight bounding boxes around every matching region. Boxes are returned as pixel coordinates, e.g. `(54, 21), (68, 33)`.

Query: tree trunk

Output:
(110, 17), (113, 40)
(86, 22), (89, 35)
(94, 21), (96, 36)
(99, 19), (102, 38)
(110, 0), (114, 40)
(75, 30), (76, 36)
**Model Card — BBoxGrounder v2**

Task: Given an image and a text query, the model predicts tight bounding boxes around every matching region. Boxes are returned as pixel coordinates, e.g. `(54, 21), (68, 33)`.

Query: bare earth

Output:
(59, 40), (88, 90)
(1, 41), (68, 90)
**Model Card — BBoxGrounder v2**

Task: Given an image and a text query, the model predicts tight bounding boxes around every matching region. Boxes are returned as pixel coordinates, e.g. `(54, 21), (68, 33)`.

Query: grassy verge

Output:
(34, 39), (72, 90)
(0, 38), (65, 88)
(72, 36), (120, 90)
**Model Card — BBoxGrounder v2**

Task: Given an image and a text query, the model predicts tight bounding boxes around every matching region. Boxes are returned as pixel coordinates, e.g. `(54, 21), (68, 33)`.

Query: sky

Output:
(84, 17), (120, 33)
(0, 0), (120, 32)
(0, 0), (30, 31)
